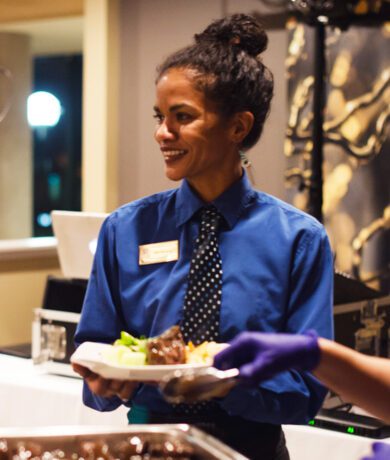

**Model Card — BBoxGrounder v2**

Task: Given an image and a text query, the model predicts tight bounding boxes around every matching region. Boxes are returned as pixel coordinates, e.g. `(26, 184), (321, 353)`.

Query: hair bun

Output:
(195, 13), (268, 57)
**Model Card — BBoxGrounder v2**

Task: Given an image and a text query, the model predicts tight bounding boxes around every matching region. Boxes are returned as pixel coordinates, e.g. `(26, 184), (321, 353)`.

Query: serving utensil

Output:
(159, 367), (239, 403)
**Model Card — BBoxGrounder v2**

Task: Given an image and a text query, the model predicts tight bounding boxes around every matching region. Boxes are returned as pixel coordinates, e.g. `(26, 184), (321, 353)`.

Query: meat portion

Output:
(1, 437), (195, 460)
(146, 325), (187, 365)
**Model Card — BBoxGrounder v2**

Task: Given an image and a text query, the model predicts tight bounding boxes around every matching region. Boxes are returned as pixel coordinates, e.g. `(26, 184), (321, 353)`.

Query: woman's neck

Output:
(187, 165), (243, 202)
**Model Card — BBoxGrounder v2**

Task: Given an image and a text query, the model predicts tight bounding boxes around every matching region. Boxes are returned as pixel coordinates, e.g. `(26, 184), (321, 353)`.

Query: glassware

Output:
(40, 324), (67, 360)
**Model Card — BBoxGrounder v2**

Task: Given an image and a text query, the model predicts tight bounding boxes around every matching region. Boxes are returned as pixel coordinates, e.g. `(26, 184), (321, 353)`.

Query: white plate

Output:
(70, 342), (209, 381)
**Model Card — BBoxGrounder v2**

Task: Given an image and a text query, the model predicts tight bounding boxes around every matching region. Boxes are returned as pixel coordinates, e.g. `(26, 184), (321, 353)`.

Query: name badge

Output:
(139, 240), (179, 265)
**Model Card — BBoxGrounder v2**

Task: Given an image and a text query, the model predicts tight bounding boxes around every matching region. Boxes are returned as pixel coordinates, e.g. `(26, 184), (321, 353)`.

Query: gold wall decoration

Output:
(285, 20), (389, 292)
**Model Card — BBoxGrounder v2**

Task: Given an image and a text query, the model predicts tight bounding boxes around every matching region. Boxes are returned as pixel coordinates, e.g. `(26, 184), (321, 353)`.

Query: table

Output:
(283, 424), (390, 460)
(0, 354), (388, 460)
(0, 353), (128, 427)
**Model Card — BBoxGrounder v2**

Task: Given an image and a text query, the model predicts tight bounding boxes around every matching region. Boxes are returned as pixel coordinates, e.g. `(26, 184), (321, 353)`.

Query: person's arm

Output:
(314, 338), (390, 423)
(214, 332), (390, 423)
(218, 223), (334, 424)
(73, 214), (139, 411)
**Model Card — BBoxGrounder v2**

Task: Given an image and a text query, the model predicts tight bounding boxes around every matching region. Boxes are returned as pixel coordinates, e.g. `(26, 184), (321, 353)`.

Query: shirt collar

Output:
(175, 170), (256, 229)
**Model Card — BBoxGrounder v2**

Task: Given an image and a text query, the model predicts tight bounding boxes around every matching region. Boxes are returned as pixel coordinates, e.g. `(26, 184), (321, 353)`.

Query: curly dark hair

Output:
(156, 14), (274, 150)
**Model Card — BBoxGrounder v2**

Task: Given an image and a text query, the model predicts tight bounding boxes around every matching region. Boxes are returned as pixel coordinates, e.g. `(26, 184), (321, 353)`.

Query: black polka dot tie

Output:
(181, 206), (223, 345)
(174, 206), (223, 416)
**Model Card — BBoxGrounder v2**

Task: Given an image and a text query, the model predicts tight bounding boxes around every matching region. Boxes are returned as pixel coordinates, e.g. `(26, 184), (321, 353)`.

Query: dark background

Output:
(32, 54), (82, 237)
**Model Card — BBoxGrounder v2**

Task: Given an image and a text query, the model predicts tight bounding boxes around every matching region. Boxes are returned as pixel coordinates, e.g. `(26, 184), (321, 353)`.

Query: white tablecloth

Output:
(0, 353), (128, 427)
(284, 424), (390, 460)
(0, 354), (388, 460)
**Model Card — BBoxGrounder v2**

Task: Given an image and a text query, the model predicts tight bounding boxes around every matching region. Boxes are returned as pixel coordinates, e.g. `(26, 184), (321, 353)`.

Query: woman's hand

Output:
(72, 363), (139, 402)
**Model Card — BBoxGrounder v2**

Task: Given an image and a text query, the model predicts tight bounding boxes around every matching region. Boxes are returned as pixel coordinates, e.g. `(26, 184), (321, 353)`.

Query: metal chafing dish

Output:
(0, 425), (248, 460)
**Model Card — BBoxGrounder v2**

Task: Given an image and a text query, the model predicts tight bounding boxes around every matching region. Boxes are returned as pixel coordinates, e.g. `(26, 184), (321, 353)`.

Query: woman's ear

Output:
(230, 111), (254, 144)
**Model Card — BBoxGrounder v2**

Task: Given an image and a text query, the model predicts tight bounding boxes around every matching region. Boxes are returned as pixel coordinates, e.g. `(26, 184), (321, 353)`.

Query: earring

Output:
(239, 150), (256, 185)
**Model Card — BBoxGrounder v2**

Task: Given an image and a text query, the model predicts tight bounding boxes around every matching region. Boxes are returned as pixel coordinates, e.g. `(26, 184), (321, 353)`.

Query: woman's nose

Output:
(155, 120), (177, 142)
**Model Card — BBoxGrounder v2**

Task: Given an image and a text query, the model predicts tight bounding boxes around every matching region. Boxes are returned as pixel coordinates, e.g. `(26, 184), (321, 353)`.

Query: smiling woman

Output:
(73, 13), (333, 460)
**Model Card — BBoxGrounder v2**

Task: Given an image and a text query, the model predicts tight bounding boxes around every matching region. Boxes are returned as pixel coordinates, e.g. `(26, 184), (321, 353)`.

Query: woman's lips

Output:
(162, 149), (188, 161)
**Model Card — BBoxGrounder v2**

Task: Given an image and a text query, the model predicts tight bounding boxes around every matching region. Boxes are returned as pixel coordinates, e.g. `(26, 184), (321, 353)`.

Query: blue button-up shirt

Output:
(75, 172), (334, 424)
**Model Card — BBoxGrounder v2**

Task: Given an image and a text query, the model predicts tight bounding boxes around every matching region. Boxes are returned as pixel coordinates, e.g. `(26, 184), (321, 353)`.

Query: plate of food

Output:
(70, 325), (228, 381)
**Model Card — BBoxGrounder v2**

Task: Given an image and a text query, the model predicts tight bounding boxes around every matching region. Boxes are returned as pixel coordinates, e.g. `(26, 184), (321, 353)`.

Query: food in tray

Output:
(102, 325), (227, 367)
(0, 436), (196, 460)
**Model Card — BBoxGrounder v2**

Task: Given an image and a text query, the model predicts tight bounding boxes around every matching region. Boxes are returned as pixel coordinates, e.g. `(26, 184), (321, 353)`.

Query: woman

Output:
(73, 14), (333, 460)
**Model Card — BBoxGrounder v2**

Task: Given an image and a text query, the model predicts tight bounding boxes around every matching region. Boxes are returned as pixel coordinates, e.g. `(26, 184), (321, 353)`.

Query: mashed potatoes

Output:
(186, 341), (229, 365)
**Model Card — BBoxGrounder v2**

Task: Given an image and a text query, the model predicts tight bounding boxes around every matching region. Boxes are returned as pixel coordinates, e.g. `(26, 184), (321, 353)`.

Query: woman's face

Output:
(154, 68), (241, 192)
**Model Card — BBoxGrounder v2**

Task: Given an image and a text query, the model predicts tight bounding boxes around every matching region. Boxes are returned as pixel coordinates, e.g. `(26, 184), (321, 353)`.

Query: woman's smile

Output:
(160, 147), (188, 162)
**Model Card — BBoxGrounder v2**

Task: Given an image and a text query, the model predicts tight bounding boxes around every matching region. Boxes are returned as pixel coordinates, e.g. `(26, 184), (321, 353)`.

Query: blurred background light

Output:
(27, 91), (62, 127)
(36, 212), (52, 228)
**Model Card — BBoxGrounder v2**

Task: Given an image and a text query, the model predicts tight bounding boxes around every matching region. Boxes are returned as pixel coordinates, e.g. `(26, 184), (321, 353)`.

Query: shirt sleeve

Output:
(220, 223), (334, 424)
(74, 214), (128, 412)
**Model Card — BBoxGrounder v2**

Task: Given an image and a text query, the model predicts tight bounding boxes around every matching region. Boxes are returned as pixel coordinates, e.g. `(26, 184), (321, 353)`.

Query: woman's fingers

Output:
(85, 375), (112, 396)
(108, 379), (125, 393)
(72, 363), (93, 378)
(86, 376), (138, 400)
(117, 381), (139, 401)
(73, 364), (140, 401)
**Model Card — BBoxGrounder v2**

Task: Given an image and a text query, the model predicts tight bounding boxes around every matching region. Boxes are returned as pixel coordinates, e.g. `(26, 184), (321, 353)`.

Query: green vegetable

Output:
(103, 345), (146, 366)
(113, 331), (147, 354)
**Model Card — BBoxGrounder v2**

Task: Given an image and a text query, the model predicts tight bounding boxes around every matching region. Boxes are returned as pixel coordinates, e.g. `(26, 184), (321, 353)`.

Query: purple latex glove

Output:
(213, 331), (320, 384)
(361, 442), (390, 460)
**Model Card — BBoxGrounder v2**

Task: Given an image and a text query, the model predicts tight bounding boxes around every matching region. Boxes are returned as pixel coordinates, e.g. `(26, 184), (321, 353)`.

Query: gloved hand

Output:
(213, 331), (320, 385)
(361, 442), (390, 460)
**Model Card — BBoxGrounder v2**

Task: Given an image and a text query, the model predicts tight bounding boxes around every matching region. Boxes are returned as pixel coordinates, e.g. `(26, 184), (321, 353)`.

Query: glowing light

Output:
(317, 15), (329, 24)
(27, 91), (62, 127)
(37, 212), (52, 228)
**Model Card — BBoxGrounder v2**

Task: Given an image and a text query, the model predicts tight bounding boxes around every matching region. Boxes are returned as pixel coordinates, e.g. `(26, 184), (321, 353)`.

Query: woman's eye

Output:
(176, 112), (192, 122)
(153, 113), (164, 124)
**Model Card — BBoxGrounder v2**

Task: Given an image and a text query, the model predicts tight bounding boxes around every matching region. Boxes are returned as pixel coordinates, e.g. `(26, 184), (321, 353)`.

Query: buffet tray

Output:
(0, 424), (248, 460)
